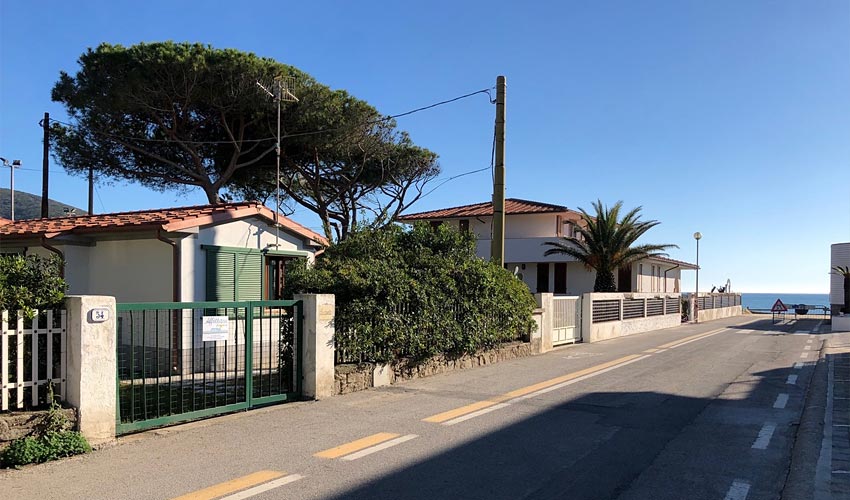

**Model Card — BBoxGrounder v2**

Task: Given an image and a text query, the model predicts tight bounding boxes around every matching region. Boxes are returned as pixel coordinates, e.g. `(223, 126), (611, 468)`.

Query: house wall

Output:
(566, 262), (595, 296)
(88, 239), (172, 302)
(832, 242), (850, 313)
(635, 263), (682, 293)
(28, 239), (172, 302)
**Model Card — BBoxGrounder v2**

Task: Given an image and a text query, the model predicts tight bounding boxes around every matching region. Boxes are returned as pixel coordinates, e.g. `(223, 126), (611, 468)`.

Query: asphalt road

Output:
(0, 315), (830, 500)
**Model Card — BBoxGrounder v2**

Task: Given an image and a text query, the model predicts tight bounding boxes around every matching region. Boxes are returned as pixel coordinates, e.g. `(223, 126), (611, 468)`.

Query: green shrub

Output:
(286, 223), (537, 363)
(0, 255), (67, 318)
(0, 385), (90, 468)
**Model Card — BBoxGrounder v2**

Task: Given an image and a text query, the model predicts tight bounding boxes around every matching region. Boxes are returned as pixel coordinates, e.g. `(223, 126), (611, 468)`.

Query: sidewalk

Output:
(784, 325), (850, 500)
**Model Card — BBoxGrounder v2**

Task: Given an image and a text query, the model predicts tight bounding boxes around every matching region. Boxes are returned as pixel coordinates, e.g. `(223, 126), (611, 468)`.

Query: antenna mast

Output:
(257, 76), (298, 248)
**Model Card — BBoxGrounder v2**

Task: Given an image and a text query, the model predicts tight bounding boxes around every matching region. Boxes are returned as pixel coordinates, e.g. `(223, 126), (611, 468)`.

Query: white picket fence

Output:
(1, 310), (67, 411)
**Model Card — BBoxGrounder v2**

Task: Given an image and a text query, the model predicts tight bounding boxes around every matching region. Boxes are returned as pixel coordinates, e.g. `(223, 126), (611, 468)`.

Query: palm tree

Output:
(832, 265), (850, 314)
(542, 200), (678, 292)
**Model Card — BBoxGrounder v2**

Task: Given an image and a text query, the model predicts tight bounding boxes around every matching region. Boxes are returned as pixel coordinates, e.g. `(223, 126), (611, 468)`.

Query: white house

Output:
(832, 242), (850, 314)
(399, 198), (696, 295)
(0, 202), (327, 303)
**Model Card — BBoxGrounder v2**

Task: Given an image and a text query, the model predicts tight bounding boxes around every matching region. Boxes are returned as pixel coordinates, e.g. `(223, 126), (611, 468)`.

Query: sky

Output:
(1, 0), (848, 294)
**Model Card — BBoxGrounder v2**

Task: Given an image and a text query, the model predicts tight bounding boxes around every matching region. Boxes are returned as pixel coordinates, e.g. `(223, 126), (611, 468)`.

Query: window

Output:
(459, 219), (470, 234)
(204, 246), (304, 302)
(430, 220), (443, 231)
(265, 256), (293, 300)
(638, 264), (643, 291)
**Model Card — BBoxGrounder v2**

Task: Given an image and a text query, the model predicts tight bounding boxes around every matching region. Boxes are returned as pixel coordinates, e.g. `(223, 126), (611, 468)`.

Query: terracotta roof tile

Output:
(0, 202), (328, 246)
(399, 198), (579, 220)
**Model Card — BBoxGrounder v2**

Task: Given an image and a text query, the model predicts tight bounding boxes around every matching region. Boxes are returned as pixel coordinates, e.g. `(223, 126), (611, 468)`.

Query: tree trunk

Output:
(202, 184), (221, 204)
(594, 268), (617, 292)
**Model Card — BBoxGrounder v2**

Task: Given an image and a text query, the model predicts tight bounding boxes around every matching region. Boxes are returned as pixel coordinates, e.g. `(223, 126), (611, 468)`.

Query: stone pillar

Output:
(64, 295), (116, 447)
(534, 293), (554, 353)
(295, 294), (335, 399)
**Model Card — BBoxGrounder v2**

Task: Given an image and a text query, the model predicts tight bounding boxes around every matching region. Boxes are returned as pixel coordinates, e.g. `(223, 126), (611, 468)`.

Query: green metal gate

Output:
(115, 300), (302, 434)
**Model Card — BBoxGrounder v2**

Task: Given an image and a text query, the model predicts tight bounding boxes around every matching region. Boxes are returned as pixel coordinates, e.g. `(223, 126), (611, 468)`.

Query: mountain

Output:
(0, 189), (87, 220)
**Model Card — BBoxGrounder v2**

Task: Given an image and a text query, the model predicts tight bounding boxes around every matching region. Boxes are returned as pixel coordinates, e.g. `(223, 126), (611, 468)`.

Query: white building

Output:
(0, 202), (327, 303)
(399, 198), (696, 295)
(832, 242), (850, 314)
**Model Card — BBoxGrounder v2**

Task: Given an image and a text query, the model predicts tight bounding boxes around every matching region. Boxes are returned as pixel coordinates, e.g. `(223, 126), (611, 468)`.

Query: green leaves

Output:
(542, 200), (677, 292)
(285, 222), (536, 363)
(0, 255), (67, 319)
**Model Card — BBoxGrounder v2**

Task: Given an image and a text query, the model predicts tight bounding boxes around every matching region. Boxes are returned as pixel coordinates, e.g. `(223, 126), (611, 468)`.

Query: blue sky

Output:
(1, 1), (848, 294)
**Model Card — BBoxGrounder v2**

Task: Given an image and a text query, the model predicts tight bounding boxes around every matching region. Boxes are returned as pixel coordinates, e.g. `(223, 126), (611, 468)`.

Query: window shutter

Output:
(206, 251), (235, 301)
(235, 252), (263, 301)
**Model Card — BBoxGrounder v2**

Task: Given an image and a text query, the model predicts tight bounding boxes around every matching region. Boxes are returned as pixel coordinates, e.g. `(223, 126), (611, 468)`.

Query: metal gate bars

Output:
(115, 300), (302, 434)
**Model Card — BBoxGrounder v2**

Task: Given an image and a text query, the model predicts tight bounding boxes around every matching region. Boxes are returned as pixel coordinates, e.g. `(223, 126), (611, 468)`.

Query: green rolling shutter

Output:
(205, 248), (264, 302)
(235, 252), (263, 301)
(206, 251), (236, 301)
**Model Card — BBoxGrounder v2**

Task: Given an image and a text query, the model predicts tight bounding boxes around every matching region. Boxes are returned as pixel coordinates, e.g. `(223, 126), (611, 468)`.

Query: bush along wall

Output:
(0, 386), (90, 468)
(286, 222), (537, 364)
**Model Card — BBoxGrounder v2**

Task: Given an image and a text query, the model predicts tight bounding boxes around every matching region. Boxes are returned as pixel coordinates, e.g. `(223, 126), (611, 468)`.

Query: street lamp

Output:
(0, 157), (22, 221)
(694, 231), (702, 323)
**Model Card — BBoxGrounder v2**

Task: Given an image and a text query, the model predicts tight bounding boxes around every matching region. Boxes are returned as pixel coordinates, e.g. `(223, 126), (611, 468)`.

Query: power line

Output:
(419, 166), (491, 201)
(45, 87), (495, 146)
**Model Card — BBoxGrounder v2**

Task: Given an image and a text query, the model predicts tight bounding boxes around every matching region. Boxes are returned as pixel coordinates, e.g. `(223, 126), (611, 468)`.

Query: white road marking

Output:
(443, 404), (511, 426)
(807, 339), (813, 344)
(801, 352), (810, 359)
(774, 394), (789, 409)
(752, 423), (777, 450)
(220, 474), (304, 500)
(341, 434), (418, 461)
(804, 345), (812, 351)
(723, 480), (751, 500)
(787, 374), (798, 385)
(793, 362), (804, 369)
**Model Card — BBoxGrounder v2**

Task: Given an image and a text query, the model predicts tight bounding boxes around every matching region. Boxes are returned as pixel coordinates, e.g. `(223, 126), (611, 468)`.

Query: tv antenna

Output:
(256, 76), (299, 248)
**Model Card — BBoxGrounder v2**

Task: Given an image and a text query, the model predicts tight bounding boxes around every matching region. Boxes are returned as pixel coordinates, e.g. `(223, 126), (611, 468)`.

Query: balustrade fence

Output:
(592, 295), (681, 324)
(1, 310), (67, 411)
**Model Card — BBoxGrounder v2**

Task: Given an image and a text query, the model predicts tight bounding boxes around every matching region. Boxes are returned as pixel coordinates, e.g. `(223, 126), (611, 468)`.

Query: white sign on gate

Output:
(202, 316), (230, 342)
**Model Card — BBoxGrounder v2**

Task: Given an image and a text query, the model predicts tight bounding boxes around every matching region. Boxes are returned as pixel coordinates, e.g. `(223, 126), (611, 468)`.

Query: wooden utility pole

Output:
(491, 75), (507, 266)
(41, 112), (50, 218)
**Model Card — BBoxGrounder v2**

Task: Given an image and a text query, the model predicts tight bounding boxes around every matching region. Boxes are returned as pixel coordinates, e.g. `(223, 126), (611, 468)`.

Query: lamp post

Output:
(694, 231), (702, 323)
(0, 157), (22, 221)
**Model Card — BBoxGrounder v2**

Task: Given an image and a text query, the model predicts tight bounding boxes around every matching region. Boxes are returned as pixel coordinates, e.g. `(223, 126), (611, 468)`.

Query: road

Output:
(0, 315), (833, 499)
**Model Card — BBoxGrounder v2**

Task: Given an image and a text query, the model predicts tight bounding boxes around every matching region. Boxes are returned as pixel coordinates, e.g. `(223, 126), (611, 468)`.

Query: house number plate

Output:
(89, 307), (110, 323)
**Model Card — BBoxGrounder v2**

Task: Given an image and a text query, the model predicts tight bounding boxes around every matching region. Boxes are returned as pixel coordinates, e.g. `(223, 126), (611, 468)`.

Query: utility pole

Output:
(491, 75), (507, 266)
(41, 112), (50, 218)
(88, 166), (94, 215)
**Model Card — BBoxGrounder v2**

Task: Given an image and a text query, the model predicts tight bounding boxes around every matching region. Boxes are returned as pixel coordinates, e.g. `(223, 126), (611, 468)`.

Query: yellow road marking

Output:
(423, 354), (641, 423)
(171, 470), (284, 500)
(644, 348), (661, 353)
(657, 329), (722, 349)
(314, 432), (400, 459)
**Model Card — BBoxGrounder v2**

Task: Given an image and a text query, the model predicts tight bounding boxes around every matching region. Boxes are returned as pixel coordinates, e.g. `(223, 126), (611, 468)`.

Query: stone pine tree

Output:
(542, 200), (677, 293)
(50, 42), (439, 240)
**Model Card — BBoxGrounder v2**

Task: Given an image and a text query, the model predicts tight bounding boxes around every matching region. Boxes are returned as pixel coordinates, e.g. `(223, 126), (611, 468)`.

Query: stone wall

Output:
(0, 408), (77, 451)
(334, 342), (535, 395)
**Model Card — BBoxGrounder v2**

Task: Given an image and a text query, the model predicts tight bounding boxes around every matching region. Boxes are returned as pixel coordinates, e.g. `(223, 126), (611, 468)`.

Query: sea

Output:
(741, 293), (830, 311)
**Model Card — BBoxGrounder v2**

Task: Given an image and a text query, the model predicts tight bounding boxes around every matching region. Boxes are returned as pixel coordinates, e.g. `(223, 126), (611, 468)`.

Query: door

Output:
(554, 263), (567, 294)
(618, 265), (632, 292)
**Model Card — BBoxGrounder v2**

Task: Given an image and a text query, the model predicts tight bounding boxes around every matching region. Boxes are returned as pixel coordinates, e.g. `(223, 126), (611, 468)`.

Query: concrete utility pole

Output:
(491, 75), (506, 266)
(41, 112), (50, 218)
